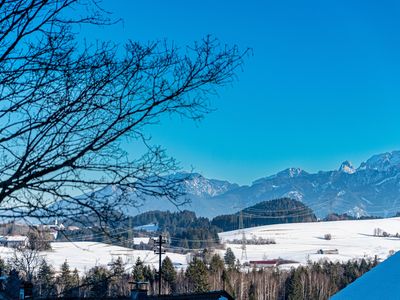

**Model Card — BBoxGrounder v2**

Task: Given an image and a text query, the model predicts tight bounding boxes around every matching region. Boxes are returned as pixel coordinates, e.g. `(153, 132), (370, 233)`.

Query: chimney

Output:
(130, 281), (149, 300)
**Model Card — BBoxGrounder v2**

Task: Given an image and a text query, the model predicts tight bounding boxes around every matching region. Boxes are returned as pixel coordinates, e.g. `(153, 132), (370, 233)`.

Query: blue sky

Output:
(85, 0), (400, 184)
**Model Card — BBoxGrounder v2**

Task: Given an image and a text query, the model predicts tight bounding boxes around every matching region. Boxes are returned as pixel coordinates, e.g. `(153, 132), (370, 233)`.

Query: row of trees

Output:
(0, 245), (378, 299)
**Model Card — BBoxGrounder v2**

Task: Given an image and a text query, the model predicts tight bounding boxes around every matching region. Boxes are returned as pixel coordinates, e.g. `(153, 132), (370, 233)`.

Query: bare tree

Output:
(0, 1), (247, 225)
(9, 247), (42, 282)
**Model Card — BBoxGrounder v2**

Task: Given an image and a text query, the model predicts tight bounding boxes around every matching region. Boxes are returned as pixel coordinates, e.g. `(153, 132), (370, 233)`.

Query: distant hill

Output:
(211, 198), (317, 231)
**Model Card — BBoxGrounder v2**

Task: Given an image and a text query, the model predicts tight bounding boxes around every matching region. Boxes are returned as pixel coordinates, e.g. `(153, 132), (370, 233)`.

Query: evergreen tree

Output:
(36, 259), (55, 297)
(372, 255), (379, 267)
(186, 258), (210, 293)
(143, 265), (155, 283)
(224, 248), (236, 268)
(209, 254), (224, 274)
(161, 256), (177, 293)
(57, 260), (74, 296)
(342, 261), (357, 286)
(286, 268), (304, 300)
(70, 268), (80, 297)
(132, 258), (145, 281)
(109, 257), (126, 296)
(359, 258), (369, 274)
(110, 257), (125, 277)
(85, 266), (110, 297)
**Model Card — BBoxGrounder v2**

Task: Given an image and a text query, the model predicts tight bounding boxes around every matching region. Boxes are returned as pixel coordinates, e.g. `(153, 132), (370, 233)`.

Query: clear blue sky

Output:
(85, 0), (400, 185)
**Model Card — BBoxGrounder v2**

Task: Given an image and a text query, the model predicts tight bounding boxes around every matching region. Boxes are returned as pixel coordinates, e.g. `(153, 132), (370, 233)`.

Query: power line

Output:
(239, 210), (247, 260)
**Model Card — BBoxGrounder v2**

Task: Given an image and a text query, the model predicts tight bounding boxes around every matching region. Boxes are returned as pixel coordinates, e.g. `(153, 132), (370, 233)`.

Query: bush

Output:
(28, 230), (52, 251)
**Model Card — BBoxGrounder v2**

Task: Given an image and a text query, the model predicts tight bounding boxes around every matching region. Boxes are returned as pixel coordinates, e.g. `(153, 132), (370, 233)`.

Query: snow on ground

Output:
(0, 218), (399, 275)
(0, 242), (188, 274)
(218, 217), (400, 265)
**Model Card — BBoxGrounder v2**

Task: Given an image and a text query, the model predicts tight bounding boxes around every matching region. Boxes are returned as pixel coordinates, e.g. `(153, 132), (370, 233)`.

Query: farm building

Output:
(249, 259), (280, 268)
(249, 258), (298, 268)
(0, 235), (28, 248)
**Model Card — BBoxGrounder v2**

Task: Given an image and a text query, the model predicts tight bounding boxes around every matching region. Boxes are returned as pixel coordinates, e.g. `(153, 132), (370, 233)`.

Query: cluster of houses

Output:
(31, 219), (66, 240)
(0, 220), (80, 249)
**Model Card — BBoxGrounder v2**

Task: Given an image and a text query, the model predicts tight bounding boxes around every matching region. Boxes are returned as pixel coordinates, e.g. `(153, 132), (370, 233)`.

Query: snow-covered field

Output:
(0, 242), (188, 274)
(0, 218), (399, 274)
(218, 217), (400, 266)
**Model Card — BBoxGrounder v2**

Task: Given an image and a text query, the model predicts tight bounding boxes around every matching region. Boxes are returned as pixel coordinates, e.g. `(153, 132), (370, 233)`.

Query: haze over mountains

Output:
(108, 150), (400, 218)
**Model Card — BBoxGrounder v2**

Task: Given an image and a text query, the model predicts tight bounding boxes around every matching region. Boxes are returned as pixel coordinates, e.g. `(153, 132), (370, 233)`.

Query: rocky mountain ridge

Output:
(87, 150), (400, 218)
(178, 150), (400, 218)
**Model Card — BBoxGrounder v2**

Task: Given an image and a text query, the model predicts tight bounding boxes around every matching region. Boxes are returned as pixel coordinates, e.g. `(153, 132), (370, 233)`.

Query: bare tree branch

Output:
(0, 0), (248, 226)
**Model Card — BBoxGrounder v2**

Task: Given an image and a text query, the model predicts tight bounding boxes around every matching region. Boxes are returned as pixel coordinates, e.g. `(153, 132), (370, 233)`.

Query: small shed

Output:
(317, 249), (339, 254)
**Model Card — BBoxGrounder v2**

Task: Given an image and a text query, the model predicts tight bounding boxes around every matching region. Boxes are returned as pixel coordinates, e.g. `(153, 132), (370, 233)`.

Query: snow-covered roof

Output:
(133, 237), (150, 245)
(134, 223), (159, 232)
(331, 251), (400, 299)
(0, 235), (28, 242)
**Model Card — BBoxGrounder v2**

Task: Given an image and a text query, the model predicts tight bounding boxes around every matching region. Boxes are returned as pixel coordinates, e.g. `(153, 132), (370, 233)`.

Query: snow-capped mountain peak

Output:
(339, 160), (356, 174)
(180, 173), (238, 197)
(71, 149), (400, 219)
(277, 167), (306, 178)
(359, 150), (400, 171)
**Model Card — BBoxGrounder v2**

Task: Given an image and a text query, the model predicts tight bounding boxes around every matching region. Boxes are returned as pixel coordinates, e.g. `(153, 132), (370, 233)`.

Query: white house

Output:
(0, 235), (29, 248)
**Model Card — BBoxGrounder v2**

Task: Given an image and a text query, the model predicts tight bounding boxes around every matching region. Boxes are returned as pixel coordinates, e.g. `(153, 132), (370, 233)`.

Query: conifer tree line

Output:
(0, 248), (378, 299)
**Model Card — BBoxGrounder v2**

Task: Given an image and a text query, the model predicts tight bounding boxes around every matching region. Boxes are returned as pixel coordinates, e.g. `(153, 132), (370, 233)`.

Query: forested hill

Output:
(64, 199), (317, 249)
(131, 210), (221, 249)
(211, 198), (317, 231)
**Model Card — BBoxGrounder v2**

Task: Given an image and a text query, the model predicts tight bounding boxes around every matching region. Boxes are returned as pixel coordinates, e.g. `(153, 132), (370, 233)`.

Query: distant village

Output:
(0, 220), (78, 248)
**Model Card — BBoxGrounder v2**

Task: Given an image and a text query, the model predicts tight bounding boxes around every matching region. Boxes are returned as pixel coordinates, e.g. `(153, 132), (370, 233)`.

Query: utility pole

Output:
(239, 210), (247, 260)
(153, 234), (166, 295)
(128, 217), (133, 248)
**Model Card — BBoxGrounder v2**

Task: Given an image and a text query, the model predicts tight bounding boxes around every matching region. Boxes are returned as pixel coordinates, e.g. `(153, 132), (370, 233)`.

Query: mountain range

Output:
(97, 150), (400, 218)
